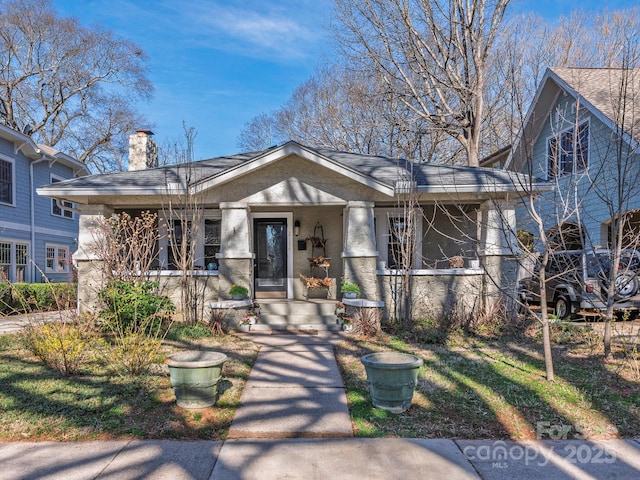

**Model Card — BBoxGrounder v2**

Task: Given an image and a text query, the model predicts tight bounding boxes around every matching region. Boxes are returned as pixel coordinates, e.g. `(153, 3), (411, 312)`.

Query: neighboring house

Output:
(38, 133), (540, 319)
(509, 67), (640, 250)
(0, 123), (88, 283)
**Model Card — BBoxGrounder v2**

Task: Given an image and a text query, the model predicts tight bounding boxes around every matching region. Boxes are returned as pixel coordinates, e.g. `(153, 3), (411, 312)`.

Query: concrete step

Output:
(251, 300), (341, 332)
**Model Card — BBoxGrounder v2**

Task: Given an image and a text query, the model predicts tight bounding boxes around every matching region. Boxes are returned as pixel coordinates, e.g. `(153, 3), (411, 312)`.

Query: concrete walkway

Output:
(2, 331), (640, 478)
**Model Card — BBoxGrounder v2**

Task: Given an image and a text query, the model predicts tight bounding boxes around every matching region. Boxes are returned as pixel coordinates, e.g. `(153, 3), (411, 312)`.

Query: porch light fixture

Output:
(294, 220), (300, 236)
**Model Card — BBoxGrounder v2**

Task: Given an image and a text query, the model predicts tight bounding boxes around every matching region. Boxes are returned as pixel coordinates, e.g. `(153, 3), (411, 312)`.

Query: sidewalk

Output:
(1, 331), (640, 479)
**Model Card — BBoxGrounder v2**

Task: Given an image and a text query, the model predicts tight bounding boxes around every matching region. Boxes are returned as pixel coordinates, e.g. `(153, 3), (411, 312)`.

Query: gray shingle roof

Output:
(39, 141), (537, 196)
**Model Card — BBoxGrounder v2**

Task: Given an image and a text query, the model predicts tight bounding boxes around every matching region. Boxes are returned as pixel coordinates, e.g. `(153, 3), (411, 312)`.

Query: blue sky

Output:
(53, 0), (637, 161)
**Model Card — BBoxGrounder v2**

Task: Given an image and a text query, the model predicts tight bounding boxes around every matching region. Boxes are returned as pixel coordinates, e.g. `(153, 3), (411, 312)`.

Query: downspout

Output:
(30, 156), (47, 282)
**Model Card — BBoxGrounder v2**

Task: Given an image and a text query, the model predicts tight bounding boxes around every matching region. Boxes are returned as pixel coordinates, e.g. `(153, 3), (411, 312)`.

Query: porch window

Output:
(204, 219), (221, 269)
(168, 220), (191, 270)
(375, 208), (422, 269)
(0, 158), (12, 205)
(50, 176), (74, 219)
(547, 121), (589, 179)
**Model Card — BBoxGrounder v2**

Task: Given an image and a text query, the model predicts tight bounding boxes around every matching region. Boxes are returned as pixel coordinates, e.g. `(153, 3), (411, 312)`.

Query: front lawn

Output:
(0, 332), (258, 441)
(336, 322), (640, 440)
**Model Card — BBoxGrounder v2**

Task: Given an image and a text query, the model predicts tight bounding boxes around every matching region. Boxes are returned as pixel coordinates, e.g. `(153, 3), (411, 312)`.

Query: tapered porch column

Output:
(74, 204), (114, 313)
(479, 199), (520, 314)
(217, 202), (253, 299)
(342, 201), (380, 299)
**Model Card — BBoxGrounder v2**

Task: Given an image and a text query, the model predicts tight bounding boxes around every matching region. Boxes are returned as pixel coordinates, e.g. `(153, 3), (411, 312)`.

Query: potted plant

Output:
(342, 316), (353, 332)
(229, 284), (249, 300)
(335, 301), (346, 316)
(341, 280), (361, 299)
(239, 317), (252, 332)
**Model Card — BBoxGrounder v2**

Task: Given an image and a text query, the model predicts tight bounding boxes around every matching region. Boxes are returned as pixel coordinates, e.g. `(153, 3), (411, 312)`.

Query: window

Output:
(0, 241), (29, 282)
(46, 245), (69, 273)
(387, 216), (410, 269)
(0, 242), (9, 280)
(374, 208), (422, 270)
(168, 220), (191, 270)
(50, 176), (74, 218)
(547, 122), (589, 178)
(0, 158), (13, 205)
(204, 219), (221, 269)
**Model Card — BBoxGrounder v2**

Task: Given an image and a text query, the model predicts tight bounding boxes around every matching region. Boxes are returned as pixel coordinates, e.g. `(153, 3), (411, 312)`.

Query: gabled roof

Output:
(0, 123), (89, 176)
(551, 67), (640, 140)
(38, 140), (537, 201)
(509, 67), (640, 170)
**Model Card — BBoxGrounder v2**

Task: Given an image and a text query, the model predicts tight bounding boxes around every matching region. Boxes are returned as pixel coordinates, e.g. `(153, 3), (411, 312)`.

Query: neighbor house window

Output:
(46, 244), (69, 273)
(50, 175), (74, 218)
(0, 158), (13, 205)
(547, 121), (589, 178)
(0, 241), (29, 282)
(0, 242), (9, 280)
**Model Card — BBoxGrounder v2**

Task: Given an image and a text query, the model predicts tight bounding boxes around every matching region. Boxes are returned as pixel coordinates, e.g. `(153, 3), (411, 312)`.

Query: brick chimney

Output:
(128, 130), (158, 171)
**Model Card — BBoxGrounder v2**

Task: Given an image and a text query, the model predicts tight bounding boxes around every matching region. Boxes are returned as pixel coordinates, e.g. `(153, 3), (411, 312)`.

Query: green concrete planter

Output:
(361, 352), (423, 414)
(167, 351), (228, 409)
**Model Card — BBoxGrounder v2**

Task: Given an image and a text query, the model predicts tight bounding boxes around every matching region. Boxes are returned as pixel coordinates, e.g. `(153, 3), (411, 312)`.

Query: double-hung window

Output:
(0, 241), (30, 282)
(0, 157), (13, 205)
(46, 244), (69, 273)
(547, 121), (589, 179)
(50, 175), (74, 218)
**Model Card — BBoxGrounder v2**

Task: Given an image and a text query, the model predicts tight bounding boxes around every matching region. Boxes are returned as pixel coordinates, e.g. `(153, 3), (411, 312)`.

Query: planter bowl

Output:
(361, 352), (423, 413)
(167, 351), (228, 409)
(343, 292), (358, 299)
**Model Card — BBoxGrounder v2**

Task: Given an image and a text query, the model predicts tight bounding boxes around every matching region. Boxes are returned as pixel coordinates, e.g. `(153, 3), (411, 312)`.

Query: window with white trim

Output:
(50, 175), (74, 218)
(0, 241), (29, 282)
(374, 208), (422, 269)
(0, 157), (13, 205)
(547, 121), (589, 179)
(45, 244), (69, 273)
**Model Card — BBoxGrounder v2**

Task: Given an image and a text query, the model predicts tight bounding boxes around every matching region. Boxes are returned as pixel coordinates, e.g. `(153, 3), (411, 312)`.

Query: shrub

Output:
(0, 283), (77, 314)
(21, 321), (93, 376)
(166, 321), (212, 341)
(99, 333), (163, 376)
(340, 280), (361, 295)
(98, 280), (175, 334)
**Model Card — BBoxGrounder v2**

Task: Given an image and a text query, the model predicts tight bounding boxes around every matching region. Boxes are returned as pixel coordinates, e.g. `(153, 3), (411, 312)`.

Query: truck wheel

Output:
(554, 295), (575, 320)
(614, 272), (638, 299)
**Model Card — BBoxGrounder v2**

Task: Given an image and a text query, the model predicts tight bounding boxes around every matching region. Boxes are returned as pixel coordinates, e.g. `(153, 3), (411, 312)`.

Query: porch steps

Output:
(252, 299), (341, 332)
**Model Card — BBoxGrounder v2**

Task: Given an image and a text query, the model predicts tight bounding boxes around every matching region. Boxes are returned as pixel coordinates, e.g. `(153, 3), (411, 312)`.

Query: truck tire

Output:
(554, 295), (576, 320)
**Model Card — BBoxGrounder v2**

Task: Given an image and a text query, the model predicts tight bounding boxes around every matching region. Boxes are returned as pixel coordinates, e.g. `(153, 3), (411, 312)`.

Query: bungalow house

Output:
(508, 67), (640, 250)
(37, 132), (540, 325)
(0, 123), (88, 283)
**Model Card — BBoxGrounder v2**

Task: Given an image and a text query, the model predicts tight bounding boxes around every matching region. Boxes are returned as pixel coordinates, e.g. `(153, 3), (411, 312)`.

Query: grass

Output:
(0, 331), (258, 441)
(335, 321), (640, 440)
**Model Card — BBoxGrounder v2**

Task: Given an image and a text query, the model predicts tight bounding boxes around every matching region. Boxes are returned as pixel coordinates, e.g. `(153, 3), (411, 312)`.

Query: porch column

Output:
(74, 204), (114, 314)
(342, 201), (380, 299)
(479, 199), (520, 315)
(217, 202), (253, 299)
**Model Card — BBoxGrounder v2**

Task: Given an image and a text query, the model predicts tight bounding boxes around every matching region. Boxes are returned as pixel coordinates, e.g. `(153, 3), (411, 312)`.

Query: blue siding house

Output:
(509, 67), (640, 250)
(0, 124), (88, 283)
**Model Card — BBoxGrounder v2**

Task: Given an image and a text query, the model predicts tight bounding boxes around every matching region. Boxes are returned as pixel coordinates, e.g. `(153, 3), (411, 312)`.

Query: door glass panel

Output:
(254, 220), (286, 291)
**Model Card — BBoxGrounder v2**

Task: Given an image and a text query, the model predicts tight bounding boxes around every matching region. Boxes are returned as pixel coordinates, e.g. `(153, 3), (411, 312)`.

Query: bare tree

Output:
(0, 0), (152, 173)
(333, 0), (510, 167)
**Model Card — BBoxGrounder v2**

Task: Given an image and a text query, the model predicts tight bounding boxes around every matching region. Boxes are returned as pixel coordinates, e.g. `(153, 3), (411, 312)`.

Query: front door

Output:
(254, 218), (287, 298)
